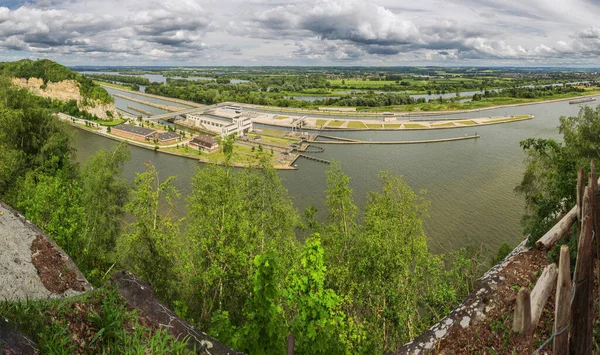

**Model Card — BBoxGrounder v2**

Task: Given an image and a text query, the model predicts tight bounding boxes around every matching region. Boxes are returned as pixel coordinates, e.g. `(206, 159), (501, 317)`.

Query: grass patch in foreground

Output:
(456, 120), (477, 125)
(403, 123), (426, 129)
(275, 115), (288, 120)
(0, 288), (191, 354)
(315, 119), (328, 126)
(347, 121), (367, 128)
(366, 123), (383, 129)
(384, 123), (402, 128)
(327, 120), (345, 127)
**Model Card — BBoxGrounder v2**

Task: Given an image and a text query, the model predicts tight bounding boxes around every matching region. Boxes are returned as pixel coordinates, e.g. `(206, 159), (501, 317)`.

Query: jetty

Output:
(292, 154), (331, 165)
(308, 135), (480, 145)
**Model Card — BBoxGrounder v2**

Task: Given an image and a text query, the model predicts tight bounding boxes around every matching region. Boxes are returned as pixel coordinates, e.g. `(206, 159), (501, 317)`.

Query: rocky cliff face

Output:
(11, 77), (119, 120)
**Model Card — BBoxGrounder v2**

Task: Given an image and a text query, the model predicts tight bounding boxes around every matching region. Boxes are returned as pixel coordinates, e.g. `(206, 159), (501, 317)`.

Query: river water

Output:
(69, 89), (600, 256)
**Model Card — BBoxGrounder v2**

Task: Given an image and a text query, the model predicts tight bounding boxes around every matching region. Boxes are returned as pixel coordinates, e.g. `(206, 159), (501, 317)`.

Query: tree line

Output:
(83, 73), (151, 86)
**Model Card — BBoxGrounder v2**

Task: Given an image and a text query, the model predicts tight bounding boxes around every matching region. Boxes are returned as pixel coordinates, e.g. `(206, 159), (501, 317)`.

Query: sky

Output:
(1, 0), (600, 66)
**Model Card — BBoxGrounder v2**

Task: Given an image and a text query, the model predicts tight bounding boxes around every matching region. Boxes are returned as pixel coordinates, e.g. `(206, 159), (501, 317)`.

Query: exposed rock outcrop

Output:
(0, 318), (37, 355)
(11, 77), (118, 120)
(0, 201), (91, 301)
(110, 270), (245, 355)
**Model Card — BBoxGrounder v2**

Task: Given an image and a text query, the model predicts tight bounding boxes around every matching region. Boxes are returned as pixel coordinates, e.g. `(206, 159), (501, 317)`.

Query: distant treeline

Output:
(84, 73), (151, 86)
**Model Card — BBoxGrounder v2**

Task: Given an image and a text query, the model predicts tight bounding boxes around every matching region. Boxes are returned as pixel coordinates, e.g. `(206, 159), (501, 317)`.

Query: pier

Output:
(307, 135), (480, 145)
(291, 153), (331, 165)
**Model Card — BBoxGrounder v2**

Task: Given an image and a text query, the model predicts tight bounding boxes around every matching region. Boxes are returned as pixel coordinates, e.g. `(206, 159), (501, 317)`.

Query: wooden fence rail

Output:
(515, 161), (599, 355)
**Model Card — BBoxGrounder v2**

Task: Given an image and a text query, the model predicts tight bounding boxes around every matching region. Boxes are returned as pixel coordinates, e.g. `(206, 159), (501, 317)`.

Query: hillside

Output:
(1, 59), (118, 120)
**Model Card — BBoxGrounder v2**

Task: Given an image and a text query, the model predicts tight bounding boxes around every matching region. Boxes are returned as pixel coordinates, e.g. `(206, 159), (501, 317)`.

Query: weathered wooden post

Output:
(577, 168), (585, 221)
(591, 161), (600, 295)
(570, 187), (594, 355)
(513, 288), (532, 335)
(530, 263), (557, 328)
(553, 245), (572, 355)
(287, 333), (294, 355)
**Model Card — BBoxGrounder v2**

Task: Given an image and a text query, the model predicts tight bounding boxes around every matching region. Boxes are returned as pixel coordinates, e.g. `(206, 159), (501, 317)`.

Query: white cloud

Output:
(2, 0), (600, 65)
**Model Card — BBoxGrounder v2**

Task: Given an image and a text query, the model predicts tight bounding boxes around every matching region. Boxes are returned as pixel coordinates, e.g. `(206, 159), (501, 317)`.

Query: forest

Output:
(0, 76), (482, 354)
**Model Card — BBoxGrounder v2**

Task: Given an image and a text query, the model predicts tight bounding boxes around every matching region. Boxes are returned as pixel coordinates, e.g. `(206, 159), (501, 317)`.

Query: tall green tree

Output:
(214, 252), (286, 355)
(286, 235), (362, 355)
(516, 106), (600, 243)
(117, 162), (181, 299)
(79, 143), (130, 280)
(322, 162), (358, 292)
(182, 159), (299, 329)
(348, 172), (435, 352)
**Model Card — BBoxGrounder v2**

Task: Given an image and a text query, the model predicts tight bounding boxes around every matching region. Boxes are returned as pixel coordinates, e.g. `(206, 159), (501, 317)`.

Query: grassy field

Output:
(431, 122), (456, 127)
(366, 123), (383, 129)
(315, 119), (328, 126)
(164, 143), (258, 165)
(404, 123), (426, 129)
(99, 119), (127, 126)
(383, 123), (402, 128)
(347, 121), (367, 128)
(327, 120), (345, 127)
(456, 120), (477, 125)
(94, 80), (133, 90)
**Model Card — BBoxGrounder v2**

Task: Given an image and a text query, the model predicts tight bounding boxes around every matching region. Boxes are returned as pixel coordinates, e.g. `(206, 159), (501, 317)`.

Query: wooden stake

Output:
(530, 263), (557, 328)
(570, 187), (594, 355)
(513, 288), (532, 335)
(287, 333), (294, 355)
(577, 168), (585, 221)
(591, 161), (600, 295)
(553, 245), (572, 355)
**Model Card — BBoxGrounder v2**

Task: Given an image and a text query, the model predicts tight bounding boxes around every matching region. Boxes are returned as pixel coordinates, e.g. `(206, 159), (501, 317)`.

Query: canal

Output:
(69, 91), (600, 256)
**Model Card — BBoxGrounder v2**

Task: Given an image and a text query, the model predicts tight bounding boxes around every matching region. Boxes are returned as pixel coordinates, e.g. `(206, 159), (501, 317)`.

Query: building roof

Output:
(113, 124), (156, 137)
(157, 132), (180, 141)
(192, 135), (218, 146)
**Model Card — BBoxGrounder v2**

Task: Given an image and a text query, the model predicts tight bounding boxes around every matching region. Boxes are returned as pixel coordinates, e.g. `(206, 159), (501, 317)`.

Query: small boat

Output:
(569, 97), (596, 104)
